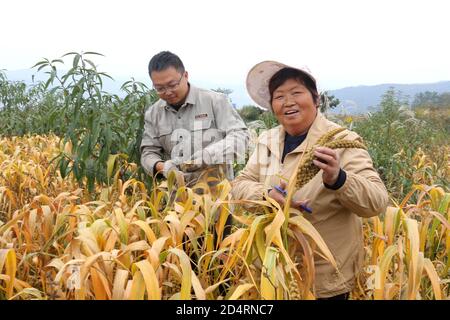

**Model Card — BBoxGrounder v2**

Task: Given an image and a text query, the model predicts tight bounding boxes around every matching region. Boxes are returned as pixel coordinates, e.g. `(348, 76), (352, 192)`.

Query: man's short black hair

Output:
(148, 51), (185, 75)
(269, 67), (319, 105)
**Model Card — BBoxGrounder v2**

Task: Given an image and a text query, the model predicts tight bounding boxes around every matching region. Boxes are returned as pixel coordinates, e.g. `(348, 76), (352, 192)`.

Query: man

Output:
(140, 51), (249, 187)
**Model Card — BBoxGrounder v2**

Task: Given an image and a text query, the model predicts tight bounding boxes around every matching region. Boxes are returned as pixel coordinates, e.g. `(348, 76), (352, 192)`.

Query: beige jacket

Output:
(231, 112), (389, 298)
(140, 85), (249, 182)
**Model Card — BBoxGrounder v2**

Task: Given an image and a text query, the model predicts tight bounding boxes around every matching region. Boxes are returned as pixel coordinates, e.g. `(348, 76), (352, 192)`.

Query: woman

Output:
(231, 61), (389, 299)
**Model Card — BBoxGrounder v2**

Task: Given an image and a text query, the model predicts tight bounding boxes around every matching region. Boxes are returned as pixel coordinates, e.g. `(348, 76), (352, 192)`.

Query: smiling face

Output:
(271, 78), (318, 136)
(150, 66), (189, 106)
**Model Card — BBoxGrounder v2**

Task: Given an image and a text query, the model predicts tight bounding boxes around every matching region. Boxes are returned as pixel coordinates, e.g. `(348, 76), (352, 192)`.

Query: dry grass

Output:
(0, 135), (449, 300)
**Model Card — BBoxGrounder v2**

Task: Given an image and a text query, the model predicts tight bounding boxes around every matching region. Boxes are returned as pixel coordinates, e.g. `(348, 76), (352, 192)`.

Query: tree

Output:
(319, 91), (340, 113)
(212, 87), (233, 97)
(438, 92), (450, 108)
(237, 105), (264, 122)
(412, 91), (440, 108)
(212, 87), (234, 106)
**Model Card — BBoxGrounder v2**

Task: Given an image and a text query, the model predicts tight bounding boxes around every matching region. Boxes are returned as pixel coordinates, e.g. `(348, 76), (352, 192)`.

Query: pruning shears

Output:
(273, 185), (313, 214)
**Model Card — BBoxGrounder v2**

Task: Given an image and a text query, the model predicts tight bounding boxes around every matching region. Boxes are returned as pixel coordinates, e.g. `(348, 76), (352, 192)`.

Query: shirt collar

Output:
(163, 83), (198, 111)
(285, 131), (307, 143)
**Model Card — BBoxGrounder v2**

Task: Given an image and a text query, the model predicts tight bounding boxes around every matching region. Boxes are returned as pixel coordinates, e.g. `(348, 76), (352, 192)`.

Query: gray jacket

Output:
(140, 85), (249, 181)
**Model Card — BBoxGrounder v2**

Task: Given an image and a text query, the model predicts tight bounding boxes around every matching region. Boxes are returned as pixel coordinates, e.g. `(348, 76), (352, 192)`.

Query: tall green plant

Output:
(353, 88), (449, 199)
(0, 71), (52, 135)
(31, 52), (158, 193)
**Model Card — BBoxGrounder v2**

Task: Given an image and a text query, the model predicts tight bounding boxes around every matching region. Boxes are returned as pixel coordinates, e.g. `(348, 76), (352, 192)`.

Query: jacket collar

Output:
(184, 83), (197, 105)
(298, 111), (330, 151)
(259, 110), (329, 159)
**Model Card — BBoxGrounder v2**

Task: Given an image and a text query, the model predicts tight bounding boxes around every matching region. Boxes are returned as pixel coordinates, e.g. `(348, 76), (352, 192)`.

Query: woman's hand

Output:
(268, 181), (311, 212)
(268, 181), (287, 206)
(313, 147), (341, 186)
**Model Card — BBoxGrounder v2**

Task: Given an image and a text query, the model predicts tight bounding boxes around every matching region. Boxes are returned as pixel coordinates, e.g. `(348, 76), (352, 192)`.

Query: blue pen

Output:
(273, 185), (287, 196)
(274, 185), (313, 214)
(300, 205), (313, 214)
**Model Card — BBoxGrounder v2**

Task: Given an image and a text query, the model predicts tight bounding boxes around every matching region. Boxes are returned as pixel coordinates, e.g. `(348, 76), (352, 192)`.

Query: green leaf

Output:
(31, 60), (48, 69)
(83, 51), (104, 56)
(84, 59), (97, 70)
(91, 119), (101, 147)
(98, 72), (114, 81)
(104, 125), (112, 150)
(72, 159), (82, 182)
(79, 135), (91, 161)
(86, 158), (96, 193)
(73, 54), (81, 69)
(58, 157), (67, 179)
(62, 52), (79, 57)
(44, 77), (53, 90)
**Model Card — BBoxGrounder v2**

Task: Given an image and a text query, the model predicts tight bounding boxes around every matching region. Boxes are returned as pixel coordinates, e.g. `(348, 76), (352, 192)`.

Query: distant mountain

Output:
(329, 81), (450, 114)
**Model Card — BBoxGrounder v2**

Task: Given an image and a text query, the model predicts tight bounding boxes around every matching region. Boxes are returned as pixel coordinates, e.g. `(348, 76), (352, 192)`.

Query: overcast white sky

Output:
(1, 0), (449, 105)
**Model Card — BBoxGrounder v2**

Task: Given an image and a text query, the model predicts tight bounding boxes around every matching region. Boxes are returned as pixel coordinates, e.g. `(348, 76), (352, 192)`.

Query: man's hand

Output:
(162, 160), (180, 178)
(313, 147), (341, 186)
(155, 161), (165, 173)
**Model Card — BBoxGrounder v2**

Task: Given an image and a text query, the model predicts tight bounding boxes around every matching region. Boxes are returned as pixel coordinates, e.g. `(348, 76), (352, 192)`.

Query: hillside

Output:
(329, 81), (450, 114)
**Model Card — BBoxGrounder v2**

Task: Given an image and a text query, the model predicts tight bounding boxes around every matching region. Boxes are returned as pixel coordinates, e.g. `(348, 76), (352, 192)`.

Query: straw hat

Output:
(246, 60), (316, 109)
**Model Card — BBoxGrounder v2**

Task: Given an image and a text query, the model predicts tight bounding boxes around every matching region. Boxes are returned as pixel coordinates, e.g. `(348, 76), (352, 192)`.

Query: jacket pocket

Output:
(149, 125), (173, 138)
(191, 119), (221, 150)
(151, 126), (175, 152)
(190, 119), (213, 131)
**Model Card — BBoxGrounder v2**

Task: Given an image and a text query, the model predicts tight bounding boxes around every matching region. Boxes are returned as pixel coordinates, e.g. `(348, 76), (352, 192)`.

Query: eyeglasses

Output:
(153, 73), (184, 94)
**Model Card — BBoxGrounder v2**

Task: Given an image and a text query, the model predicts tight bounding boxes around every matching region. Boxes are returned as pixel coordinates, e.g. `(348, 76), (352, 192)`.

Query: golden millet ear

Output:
(295, 130), (367, 190)
(322, 140), (367, 150)
(315, 127), (346, 147)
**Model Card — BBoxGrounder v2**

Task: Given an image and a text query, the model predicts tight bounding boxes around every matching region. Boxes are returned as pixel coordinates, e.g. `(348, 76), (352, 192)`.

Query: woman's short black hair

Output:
(269, 67), (319, 105)
(148, 51), (185, 75)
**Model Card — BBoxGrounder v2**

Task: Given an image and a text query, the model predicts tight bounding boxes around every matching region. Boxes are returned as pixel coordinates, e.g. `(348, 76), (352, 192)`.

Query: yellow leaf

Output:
(260, 247), (278, 300)
(90, 266), (111, 300)
(134, 260), (161, 300)
(404, 218), (420, 299)
(374, 245), (397, 300)
(0, 249), (17, 299)
(265, 209), (285, 247)
(106, 154), (120, 181)
(244, 215), (268, 260)
(80, 252), (111, 285)
(229, 283), (254, 300)
(191, 270), (206, 300)
(168, 248), (192, 300)
(128, 270), (145, 300)
(289, 215), (337, 268)
(384, 207), (400, 246)
(112, 269), (130, 300)
(0, 211), (26, 236)
(123, 240), (151, 253)
(114, 208), (128, 244)
(205, 278), (229, 295)
(253, 221), (268, 262)
(423, 258), (442, 300)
